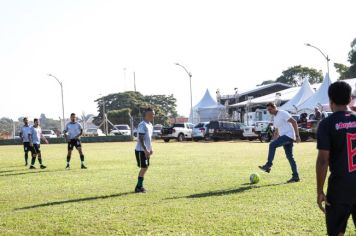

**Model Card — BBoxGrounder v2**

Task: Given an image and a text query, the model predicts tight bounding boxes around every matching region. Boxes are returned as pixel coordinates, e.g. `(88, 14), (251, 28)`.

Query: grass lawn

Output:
(0, 140), (355, 235)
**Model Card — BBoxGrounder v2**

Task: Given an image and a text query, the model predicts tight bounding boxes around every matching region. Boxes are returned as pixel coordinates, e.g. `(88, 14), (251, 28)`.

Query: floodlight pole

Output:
(305, 43), (330, 76)
(175, 63), (193, 123)
(48, 74), (65, 131)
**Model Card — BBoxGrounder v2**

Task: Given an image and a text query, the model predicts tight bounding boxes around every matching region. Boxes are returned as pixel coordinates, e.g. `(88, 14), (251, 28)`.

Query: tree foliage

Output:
(334, 63), (351, 80)
(276, 65), (323, 86)
(348, 38), (356, 78)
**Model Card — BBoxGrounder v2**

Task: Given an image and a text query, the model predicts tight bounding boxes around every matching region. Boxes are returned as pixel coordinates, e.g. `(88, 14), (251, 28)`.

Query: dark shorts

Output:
(31, 144), (41, 154)
(135, 150), (149, 168)
(23, 142), (31, 152)
(326, 203), (356, 235)
(68, 139), (82, 151)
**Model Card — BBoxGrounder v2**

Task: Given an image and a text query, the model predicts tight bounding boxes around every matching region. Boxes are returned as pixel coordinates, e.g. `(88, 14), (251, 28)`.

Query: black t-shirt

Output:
(317, 111), (356, 204)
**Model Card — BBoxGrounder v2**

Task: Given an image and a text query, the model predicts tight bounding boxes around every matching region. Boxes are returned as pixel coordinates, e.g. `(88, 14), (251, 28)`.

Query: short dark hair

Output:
(143, 107), (154, 115)
(328, 81), (352, 105)
(23, 117), (28, 121)
(70, 113), (76, 116)
(34, 118), (39, 122)
(266, 102), (276, 108)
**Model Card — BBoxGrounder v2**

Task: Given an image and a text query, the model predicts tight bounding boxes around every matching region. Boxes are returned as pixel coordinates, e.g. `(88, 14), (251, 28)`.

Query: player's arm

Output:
(28, 132), (33, 147)
(40, 133), (49, 144)
(63, 128), (68, 141)
(19, 131), (23, 142)
(288, 117), (301, 142)
(316, 149), (330, 213)
(139, 134), (150, 157)
(272, 128), (279, 140)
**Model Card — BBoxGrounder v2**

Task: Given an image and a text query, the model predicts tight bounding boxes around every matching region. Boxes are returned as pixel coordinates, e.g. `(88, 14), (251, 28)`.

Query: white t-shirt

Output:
(30, 126), (42, 144)
(135, 121), (153, 152)
(21, 125), (32, 143)
(64, 122), (82, 140)
(273, 110), (295, 140)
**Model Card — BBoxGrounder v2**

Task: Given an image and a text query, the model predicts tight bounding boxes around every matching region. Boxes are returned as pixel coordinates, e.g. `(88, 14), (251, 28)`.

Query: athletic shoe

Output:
(65, 164), (70, 170)
(40, 165), (47, 169)
(29, 165), (36, 169)
(287, 177), (300, 183)
(258, 164), (271, 173)
(135, 187), (147, 193)
(25, 162), (28, 166)
(81, 164), (87, 169)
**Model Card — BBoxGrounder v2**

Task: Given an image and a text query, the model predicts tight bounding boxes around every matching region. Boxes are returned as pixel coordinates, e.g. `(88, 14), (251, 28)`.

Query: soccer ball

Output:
(250, 173), (260, 184)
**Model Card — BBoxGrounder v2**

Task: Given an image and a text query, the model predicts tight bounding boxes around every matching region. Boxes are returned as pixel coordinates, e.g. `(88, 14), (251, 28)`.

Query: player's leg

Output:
(29, 145), (37, 169)
(76, 146), (87, 169)
(283, 141), (300, 182)
(325, 203), (351, 236)
(23, 143), (29, 166)
(66, 141), (73, 169)
(259, 135), (289, 172)
(135, 151), (149, 193)
(36, 145), (46, 169)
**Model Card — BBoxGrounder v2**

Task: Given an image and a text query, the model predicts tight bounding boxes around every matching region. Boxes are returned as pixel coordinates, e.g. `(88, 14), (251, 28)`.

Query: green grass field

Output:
(0, 141), (355, 235)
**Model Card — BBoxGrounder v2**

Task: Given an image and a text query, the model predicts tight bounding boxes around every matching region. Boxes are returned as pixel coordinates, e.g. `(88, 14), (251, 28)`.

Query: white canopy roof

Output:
(279, 78), (314, 113)
(189, 89), (225, 123)
(297, 73), (332, 112)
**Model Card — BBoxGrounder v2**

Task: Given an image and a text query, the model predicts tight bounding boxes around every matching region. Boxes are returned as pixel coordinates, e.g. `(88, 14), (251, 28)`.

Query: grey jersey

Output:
(30, 126), (42, 144)
(21, 125), (32, 143)
(135, 121), (153, 152)
(64, 122), (82, 140)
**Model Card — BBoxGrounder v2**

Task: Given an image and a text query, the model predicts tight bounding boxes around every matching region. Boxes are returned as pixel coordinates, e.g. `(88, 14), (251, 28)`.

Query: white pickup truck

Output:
(161, 123), (194, 142)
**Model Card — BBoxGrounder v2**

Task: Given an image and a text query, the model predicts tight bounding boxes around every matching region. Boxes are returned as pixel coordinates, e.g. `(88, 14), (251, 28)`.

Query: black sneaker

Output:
(135, 187), (147, 193)
(25, 162), (28, 166)
(65, 164), (70, 170)
(29, 165), (36, 169)
(40, 165), (47, 169)
(81, 164), (87, 169)
(258, 164), (271, 173)
(287, 177), (300, 183)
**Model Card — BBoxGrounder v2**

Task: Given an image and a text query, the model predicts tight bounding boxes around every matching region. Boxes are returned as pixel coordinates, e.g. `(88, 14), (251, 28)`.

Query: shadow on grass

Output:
(0, 169), (69, 177)
(15, 192), (134, 211)
(166, 182), (288, 200)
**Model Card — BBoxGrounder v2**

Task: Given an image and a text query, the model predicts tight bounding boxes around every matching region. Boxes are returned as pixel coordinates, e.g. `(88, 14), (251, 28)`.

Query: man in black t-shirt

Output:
(316, 81), (356, 236)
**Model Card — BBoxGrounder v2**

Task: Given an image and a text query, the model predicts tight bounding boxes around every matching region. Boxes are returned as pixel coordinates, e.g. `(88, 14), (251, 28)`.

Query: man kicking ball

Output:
(64, 113), (87, 169)
(258, 102), (301, 183)
(134, 107), (154, 193)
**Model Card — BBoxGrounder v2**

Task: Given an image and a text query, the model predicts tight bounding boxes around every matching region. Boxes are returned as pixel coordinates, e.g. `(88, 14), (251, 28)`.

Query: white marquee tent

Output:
(189, 89), (225, 123)
(280, 78), (314, 113)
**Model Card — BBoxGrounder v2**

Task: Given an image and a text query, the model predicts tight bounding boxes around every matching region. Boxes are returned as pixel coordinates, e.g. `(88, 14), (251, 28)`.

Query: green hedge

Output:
(0, 136), (133, 146)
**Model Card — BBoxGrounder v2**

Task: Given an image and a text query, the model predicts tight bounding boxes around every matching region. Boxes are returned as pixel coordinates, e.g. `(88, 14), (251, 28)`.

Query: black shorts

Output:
(31, 144), (41, 154)
(68, 139), (82, 151)
(135, 150), (149, 168)
(326, 203), (356, 235)
(23, 142), (31, 152)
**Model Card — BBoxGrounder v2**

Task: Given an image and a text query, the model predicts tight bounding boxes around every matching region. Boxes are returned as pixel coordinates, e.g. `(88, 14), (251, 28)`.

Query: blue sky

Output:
(1, 0), (356, 119)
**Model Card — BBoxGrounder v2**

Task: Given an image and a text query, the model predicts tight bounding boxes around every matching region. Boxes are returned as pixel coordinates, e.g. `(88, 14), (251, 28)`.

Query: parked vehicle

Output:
(259, 123), (274, 142)
(207, 121), (245, 141)
(42, 130), (57, 139)
(161, 123), (194, 142)
(152, 124), (163, 139)
(192, 122), (209, 141)
(84, 128), (105, 136)
(242, 125), (259, 141)
(110, 124), (131, 136)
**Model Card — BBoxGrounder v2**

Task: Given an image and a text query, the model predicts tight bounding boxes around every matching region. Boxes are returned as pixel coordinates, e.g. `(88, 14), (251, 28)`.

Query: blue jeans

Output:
(266, 135), (299, 178)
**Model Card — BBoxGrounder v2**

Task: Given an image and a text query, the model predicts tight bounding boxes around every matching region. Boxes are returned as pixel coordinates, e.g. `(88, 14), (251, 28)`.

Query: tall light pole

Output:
(305, 43), (330, 76)
(48, 74), (65, 131)
(175, 63), (193, 122)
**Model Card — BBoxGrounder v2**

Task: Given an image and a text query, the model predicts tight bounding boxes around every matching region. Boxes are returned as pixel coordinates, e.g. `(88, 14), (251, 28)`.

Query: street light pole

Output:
(48, 74), (65, 131)
(175, 63), (193, 123)
(305, 43), (330, 76)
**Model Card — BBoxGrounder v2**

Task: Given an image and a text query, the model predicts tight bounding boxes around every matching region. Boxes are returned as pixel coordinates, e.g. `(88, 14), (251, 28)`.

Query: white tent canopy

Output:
(280, 78), (314, 113)
(297, 73), (332, 112)
(189, 89), (225, 123)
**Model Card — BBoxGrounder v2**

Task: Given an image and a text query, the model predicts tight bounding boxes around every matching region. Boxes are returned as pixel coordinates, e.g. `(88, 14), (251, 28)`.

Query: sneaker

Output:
(135, 187), (147, 193)
(25, 162), (28, 166)
(40, 165), (47, 169)
(29, 165), (36, 169)
(81, 164), (87, 169)
(65, 164), (70, 170)
(287, 177), (300, 183)
(258, 164), (271, 173)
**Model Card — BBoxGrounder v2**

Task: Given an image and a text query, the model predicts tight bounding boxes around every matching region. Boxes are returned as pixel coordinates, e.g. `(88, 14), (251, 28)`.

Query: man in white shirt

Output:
(19, 117), (32, 166)
(29, 118), (48, 169)
(259, 102), (301, 183)
(134, 108), (154, 193)
(63, 113), (87, 169)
